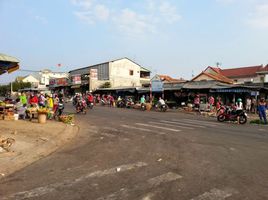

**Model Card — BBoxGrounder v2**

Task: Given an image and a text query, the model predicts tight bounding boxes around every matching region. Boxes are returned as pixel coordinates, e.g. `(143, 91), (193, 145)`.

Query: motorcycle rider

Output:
(236, 98), (243, 124)
(157, 97), (166, 108)
(140, 95), (146, 105)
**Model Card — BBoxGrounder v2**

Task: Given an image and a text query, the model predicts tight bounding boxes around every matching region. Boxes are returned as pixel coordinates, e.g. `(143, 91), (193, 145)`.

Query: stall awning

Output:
(0, 53), (20, 75)
(71, 85), (81, 89)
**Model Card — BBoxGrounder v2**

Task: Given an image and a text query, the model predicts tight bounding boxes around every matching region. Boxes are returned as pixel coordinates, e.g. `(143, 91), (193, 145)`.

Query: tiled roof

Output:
(158, 75), (186, 83)
(192, 67), (233, 84)
(220, 65), (264, 78)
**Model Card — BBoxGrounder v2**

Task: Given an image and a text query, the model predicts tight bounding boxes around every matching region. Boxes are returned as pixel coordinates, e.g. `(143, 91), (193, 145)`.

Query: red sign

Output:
(72, 75), (81, 84)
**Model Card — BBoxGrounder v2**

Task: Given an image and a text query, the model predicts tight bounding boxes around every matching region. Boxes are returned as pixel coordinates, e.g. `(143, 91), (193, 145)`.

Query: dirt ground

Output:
(0, 119), (78, 178)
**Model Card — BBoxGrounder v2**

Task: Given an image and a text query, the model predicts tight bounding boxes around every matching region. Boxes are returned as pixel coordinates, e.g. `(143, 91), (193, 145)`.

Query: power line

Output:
(18, 69), (66, 73)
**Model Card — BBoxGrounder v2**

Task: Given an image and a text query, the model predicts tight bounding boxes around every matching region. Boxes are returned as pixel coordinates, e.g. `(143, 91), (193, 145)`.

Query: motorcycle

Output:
(117, 100), (125, 108)
(88, 102), (94, 109)
(140, 103), (146, 111)
(155, 104), (167, 112)
(54, 102), (64, 121)
(217, 106), (247, 124)
(76, 100), (87, 114)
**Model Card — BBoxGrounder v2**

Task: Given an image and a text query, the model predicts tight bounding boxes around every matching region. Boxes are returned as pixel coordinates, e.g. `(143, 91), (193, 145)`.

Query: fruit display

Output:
(59, 114), (74, 124)
(37, 108), (49, 114)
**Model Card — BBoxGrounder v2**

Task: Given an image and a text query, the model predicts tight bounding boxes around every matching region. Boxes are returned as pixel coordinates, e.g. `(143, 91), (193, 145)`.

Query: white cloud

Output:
(158, 1), (181, 24)
(71, 0), (181, 37)
(114, 8), (155, 36)
(248, 4), (268, 28)
(94, 4), (110, 21)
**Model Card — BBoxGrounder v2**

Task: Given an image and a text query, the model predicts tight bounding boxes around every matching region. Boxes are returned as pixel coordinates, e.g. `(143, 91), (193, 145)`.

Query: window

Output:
(129, 70), (134, 76)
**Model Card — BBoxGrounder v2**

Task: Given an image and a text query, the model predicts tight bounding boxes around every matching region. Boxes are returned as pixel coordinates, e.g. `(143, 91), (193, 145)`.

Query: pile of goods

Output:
(0, 102), (15, 120)
(37, 108), (50, 114)
(59, 114), (74, 124)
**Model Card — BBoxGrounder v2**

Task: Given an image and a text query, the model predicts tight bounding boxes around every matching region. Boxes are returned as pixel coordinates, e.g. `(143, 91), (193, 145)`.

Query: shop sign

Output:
(72, 74), (81, 84)
(57, 78), (68, 86)
(151, 80), (163, 92)
(90, 69), (98, 80)
(49, 79), (56, 86)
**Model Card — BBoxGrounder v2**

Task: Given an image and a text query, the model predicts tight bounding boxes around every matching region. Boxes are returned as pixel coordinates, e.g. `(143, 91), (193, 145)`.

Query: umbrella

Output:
(0, 53), (20, 75)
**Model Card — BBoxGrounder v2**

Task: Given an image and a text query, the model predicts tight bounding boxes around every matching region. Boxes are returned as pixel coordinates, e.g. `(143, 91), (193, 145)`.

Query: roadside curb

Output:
(0, 124), (79, 179)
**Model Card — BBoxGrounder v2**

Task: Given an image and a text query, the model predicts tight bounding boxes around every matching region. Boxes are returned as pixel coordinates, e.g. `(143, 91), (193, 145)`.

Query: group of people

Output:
(15, 91), (64, 120)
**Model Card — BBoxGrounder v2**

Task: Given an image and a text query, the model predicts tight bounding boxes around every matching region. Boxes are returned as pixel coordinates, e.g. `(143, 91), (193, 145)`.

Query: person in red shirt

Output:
(29, 93), (38, 106)
(87, 93), (94, 103)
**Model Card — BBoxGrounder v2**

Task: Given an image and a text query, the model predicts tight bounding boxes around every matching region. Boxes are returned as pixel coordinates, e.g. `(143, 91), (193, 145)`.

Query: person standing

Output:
(20, 92), (27, 105)
(246, 97), (251, 112)
(258, 98), (267, 124)
(53, 94), (59, 112)
(251, 97), (257, 113)
(208, 95), (215, 111)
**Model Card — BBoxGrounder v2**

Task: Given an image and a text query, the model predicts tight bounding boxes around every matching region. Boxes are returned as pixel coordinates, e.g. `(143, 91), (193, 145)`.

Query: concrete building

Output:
(69, 57), (151, 92)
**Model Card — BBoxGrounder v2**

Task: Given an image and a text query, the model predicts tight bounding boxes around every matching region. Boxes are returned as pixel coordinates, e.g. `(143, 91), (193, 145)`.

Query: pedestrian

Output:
(20, 92), (28, 105)
(208, 95), (215, 111)
(258, 98), (267, 124)
(246, 97), (251, 112)
(194, 94), (200, 111)
(53, 94), (59, 112)
(251, 97), (257, 113)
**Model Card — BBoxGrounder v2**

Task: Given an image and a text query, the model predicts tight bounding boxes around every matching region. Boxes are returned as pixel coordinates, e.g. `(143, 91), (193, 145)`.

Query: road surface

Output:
(1, 105), (268, 200)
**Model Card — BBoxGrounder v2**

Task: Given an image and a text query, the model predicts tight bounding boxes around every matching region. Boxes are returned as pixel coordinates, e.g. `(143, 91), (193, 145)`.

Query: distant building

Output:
(220, 65), (268, 85)
(69, 57), (151, 93)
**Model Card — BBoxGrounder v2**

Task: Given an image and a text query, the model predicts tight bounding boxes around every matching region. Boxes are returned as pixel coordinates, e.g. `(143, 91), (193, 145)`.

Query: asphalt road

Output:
(1, 105), (268, 200)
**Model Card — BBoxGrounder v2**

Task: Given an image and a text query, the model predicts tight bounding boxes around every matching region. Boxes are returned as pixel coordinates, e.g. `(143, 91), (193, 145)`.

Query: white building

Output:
(36, 69), (68, 87)
(69, 58), (151, 91)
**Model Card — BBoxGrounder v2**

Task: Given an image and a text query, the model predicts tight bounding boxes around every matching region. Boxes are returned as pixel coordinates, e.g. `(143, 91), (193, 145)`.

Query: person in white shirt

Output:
(236, 98), (243, 124)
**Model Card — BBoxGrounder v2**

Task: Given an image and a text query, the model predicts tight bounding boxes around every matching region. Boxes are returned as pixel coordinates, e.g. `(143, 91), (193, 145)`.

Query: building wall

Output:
(230, 76), (262, 84)
(40, 72), (68, 86)
(109, 58), (141, 87)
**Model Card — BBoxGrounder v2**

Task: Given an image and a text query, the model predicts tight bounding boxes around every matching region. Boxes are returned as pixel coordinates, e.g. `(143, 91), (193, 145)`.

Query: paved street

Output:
(1, 105), (268, 200)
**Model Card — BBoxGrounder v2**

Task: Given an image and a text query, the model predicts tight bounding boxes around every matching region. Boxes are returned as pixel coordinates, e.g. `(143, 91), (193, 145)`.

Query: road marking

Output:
(121, 125), (167, 135)
(136, 123), (181, 132)
(180, 119), (221, 126)
(96, 172), (182, 200)
(190, 188), (237, 200)
(156, 121), (194, 130)
(121, 124), (155, 132)
(2, 162), (148, 200)
(147, 172), (182, 187)
(167, 120), (206, 128)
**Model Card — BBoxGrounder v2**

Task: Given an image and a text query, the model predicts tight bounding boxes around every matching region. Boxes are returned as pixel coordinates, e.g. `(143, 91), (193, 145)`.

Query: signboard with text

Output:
(90, 69), (98, 80)
(151, 80), (163, 92)
(72, 74), (81, 84)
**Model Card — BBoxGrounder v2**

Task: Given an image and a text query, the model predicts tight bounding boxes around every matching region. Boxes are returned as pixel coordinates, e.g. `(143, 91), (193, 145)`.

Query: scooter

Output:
(54, 102), (64, 121)
(141, 103), (146, 111)
(155, 104), (167, 112)
(217, 106), (247, 124)
(76, 100), (87, 114)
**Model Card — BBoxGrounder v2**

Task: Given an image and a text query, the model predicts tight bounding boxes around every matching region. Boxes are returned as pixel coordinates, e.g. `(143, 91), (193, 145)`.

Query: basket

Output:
(38, 113), (47, 124)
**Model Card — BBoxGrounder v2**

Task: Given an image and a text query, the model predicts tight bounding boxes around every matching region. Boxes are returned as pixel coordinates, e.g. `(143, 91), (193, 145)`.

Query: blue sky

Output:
(1, 0), (268, 84)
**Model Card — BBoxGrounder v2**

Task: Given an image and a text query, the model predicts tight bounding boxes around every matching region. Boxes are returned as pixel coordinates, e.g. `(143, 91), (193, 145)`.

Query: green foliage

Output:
(250, 119), (267, 125)
(100, 82), (111, 88)
(0, 81), (31, 96)
(11, 81), (31, 92)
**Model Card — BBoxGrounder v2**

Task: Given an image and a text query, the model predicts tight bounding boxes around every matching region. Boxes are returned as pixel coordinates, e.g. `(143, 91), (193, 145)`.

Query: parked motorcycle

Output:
(217, 106), (247, 124)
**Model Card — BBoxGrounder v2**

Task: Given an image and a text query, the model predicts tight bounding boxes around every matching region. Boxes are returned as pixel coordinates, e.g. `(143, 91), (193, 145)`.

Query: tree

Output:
(100, 82), (111, 88)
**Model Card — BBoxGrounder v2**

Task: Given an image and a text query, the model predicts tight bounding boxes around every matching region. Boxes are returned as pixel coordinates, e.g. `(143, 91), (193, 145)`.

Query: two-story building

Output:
(69, 57), (151, 93)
